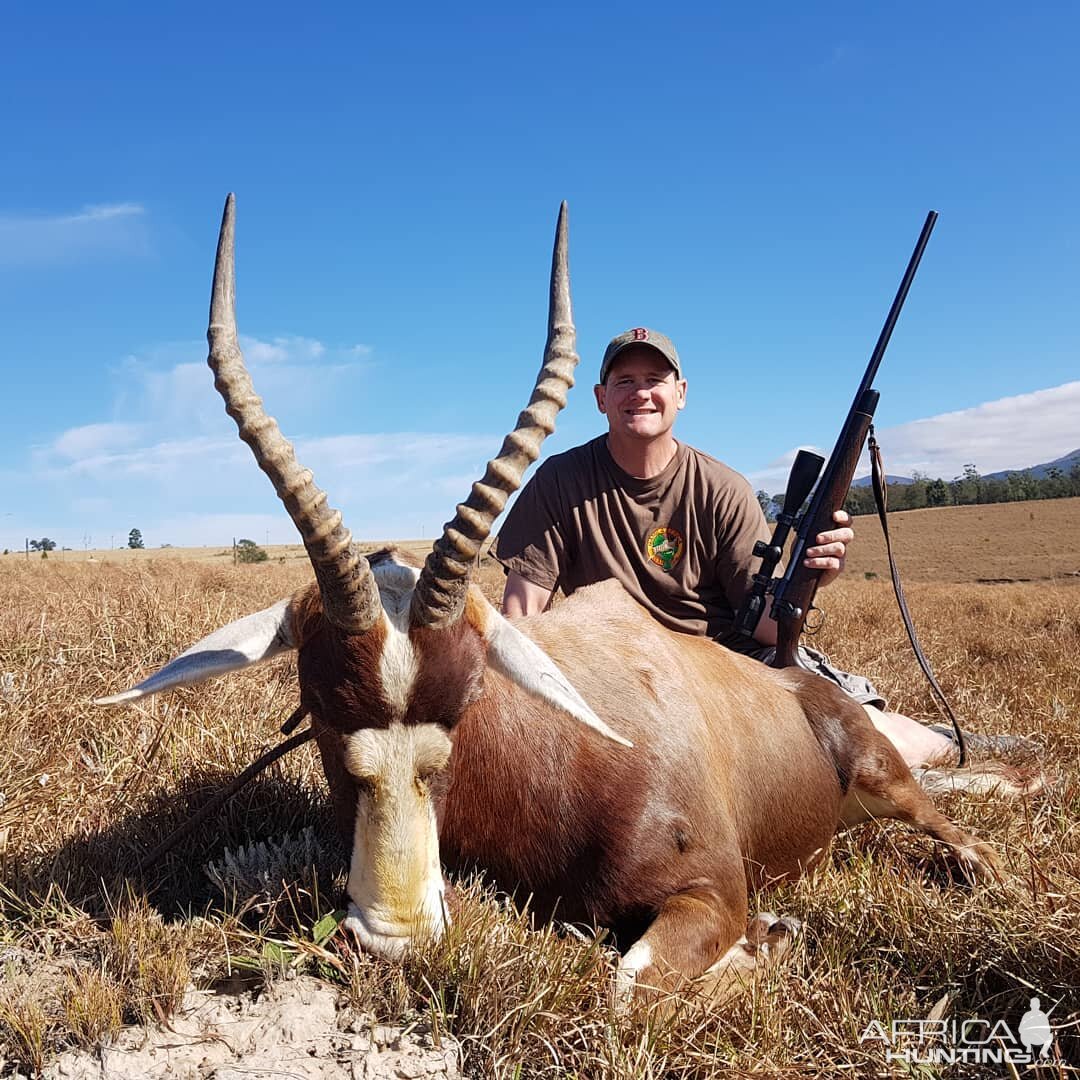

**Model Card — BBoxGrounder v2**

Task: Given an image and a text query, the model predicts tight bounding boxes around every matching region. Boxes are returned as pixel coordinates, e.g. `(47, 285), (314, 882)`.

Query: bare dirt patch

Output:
(40, 977), (459, 1079)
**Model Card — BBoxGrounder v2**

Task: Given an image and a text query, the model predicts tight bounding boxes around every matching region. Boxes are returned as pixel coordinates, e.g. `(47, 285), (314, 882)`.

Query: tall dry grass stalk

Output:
(1, 553), (1077, 1075)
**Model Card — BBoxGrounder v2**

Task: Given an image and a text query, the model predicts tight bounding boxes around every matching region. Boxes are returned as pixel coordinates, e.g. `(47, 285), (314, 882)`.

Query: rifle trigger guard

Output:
(804, 605), (825, 634)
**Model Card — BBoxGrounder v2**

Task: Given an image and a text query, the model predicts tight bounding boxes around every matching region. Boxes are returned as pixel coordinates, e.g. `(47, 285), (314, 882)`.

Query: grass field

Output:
(1, 500), (1078, 1076)
(840, 496), (1080, 583)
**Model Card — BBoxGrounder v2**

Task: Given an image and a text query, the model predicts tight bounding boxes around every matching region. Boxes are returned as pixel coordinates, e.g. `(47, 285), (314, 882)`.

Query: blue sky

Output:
(2, 3), (1077, 550)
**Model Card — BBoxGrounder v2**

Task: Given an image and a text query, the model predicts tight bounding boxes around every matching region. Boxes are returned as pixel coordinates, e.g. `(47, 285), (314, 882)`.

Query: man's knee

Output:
(863, 706), (956, 768)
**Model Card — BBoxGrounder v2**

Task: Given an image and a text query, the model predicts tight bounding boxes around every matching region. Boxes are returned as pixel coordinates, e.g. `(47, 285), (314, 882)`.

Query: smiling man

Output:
(495, 326), (962, 769)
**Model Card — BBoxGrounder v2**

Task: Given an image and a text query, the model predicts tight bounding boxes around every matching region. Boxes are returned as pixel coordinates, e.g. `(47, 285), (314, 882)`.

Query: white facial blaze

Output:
(342, 722), (452, 959)
(375, 562), (421, 721)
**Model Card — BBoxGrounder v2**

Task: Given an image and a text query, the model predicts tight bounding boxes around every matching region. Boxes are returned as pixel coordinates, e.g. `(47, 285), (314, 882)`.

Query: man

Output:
(495, 327), (961, 769)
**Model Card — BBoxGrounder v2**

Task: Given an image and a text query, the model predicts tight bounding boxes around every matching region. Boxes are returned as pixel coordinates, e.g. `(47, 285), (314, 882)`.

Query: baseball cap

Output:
(599, 327), (682, 384)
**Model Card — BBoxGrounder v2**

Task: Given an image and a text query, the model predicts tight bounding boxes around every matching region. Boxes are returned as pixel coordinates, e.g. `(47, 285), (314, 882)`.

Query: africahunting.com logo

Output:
(860, 996), (1057, 1066)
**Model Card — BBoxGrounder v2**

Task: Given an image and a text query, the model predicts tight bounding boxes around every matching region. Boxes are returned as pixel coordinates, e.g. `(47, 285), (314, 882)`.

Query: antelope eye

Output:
(353, 775), (377, 797)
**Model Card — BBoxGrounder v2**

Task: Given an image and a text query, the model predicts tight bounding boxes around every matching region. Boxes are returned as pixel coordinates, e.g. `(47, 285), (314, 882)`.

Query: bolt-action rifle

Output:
(735, 211), (938, 671)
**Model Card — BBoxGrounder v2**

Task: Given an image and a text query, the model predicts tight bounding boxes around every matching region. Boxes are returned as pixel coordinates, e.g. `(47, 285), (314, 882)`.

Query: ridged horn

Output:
(207, 194), (381, 635)
(410, 201), (577, 628)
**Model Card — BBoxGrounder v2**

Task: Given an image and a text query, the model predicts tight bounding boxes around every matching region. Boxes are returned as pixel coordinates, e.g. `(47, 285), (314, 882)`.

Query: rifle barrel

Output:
(810, 210), (938, 520)
(859, 210), (938, 398)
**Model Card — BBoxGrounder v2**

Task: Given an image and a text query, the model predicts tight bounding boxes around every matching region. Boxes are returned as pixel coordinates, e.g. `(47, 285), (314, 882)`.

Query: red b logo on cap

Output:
(631, 328), (649, 341)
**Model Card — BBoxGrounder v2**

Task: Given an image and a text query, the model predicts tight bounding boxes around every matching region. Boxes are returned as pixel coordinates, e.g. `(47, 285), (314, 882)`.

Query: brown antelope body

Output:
(98, 197), (999, 999)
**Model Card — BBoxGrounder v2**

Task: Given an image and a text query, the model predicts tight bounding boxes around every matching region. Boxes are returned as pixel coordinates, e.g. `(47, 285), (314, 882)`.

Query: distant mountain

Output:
(852, 474), (913, 487)
(983, 448), (1080, 482)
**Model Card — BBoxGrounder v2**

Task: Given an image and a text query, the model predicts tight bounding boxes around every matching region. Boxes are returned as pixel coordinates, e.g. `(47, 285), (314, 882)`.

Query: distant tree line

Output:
(4, 532), (276, 561)
(757, 462), (1080, 522)
(8, 532), (146, 553)
(844, 463), (1080, 516)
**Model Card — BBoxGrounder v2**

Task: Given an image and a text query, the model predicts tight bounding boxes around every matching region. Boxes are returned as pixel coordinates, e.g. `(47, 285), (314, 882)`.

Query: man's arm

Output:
(502, 571), (556, 618)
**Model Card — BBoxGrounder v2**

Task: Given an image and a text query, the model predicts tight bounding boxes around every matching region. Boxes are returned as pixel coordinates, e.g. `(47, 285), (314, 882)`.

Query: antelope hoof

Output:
(743, 911), (802, 962)
(955, 839), (1004, 885)
(693, 910), (804, 1001)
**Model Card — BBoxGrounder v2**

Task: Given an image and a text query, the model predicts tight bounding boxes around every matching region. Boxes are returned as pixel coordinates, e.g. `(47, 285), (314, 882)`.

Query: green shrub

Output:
(235, 539), (269, 564)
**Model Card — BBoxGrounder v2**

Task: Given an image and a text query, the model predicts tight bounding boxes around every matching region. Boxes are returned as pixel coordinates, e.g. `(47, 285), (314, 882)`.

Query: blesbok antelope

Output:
(98, 196), (1000, 999)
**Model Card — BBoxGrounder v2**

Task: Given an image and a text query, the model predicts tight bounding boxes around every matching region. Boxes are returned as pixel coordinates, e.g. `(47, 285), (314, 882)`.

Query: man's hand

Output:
(802, 509), (854, 588)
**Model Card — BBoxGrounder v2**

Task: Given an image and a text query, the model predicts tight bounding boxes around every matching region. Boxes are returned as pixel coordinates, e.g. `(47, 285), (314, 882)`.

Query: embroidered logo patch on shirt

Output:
(645, 526), (685, 573)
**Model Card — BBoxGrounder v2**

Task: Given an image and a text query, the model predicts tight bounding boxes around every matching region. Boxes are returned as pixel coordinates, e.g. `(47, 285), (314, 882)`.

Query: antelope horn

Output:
(411, 201), (577, 628)
(208, 194), (381, 635)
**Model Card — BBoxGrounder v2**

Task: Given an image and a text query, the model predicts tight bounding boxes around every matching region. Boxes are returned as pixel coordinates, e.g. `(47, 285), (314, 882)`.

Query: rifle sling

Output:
(868, 429), (968, 767)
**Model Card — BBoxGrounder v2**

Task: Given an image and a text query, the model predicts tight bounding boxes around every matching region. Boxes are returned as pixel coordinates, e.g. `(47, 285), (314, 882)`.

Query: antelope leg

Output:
(841, 730), (1003, 883)
(614, 877), (801, 1005)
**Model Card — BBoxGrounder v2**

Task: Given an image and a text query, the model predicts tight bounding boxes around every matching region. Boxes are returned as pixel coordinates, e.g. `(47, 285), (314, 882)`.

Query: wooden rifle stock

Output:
(771, 391), (877, 667)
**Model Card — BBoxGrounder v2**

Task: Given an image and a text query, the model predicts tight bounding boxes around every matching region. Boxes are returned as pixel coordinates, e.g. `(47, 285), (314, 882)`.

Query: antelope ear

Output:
(95, 598), (295, 706)
(465, 588), (632, 748)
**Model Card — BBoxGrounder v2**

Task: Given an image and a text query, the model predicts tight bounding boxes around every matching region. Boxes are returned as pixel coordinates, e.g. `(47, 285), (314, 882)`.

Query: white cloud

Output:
(242, 335), (327, 365)
(868, 382), (1080, 479)
(0, 202), (150, 266)
(77, 203), (145, 222)
(105, 336), (372, 437)
(299, 432), (500, 537)
(747, 381), (1080, 493)
(113, 356), (221, 435)
(44, 334), (374, 477)
(17, 338), (501, 549)
(52, 422), (143, 460)
(32, 429), (500, 549)
(48, 434), (246, 480)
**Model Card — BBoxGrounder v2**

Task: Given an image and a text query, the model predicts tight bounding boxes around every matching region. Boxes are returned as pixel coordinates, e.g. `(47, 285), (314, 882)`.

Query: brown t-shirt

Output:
(494, 436), (772, 650)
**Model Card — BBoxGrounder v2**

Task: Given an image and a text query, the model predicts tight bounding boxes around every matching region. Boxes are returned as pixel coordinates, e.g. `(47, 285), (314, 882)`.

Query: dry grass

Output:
(1, 526), (1078, 1076)
(3, 538), (452, 567)
(842, 494), (1080, 583)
